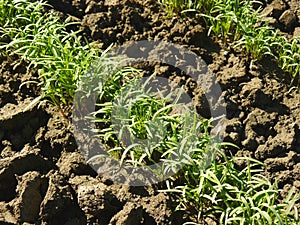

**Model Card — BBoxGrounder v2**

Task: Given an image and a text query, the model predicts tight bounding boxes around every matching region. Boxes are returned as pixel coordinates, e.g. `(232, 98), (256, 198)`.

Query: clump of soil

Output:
(0, 0), (300, 224)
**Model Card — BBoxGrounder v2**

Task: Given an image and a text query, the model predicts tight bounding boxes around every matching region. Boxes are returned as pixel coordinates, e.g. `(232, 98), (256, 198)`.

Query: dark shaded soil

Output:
(0, 0), (300, 224)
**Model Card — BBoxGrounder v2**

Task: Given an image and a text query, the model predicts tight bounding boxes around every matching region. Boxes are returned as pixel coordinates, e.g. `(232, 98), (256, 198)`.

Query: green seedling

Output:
(0, 0), (101, 108)
(164, 153), (299, 225)
(161, 0), (300, 87)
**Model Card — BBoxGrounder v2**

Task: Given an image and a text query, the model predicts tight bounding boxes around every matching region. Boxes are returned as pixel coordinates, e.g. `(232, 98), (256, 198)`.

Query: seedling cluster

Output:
(161, 0), (300, 87)
(0, 0), (101, 107)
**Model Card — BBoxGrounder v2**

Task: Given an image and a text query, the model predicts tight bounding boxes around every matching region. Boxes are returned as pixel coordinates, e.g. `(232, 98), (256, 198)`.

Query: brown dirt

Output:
(0, 0), (300, 224)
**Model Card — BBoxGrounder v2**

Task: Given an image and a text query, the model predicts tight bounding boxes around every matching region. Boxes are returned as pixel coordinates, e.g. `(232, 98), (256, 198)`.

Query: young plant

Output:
(161, 0), (300, 87)
(86, 64), (214, 179)
(0, 0), (101, 108)
(165, 153), (299, 225)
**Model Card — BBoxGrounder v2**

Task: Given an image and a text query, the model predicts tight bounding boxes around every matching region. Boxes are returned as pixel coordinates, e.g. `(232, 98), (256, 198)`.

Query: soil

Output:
(0, 0), (300, 224)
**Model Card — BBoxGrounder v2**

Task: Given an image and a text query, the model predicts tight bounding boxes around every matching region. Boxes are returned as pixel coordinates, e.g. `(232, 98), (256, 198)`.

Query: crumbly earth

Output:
(0, 0), (299, 224)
